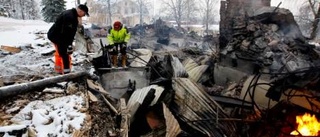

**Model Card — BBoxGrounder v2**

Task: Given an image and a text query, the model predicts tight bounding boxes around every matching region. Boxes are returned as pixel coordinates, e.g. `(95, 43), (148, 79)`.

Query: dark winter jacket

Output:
(47, 8), (78, 47)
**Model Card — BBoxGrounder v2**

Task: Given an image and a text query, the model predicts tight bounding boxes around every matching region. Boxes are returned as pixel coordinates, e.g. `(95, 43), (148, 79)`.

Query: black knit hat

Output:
(78, 4), (89, 16)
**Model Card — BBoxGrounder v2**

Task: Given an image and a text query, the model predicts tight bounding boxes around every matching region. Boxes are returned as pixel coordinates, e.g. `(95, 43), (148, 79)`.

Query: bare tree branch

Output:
(161, 0), (198, 29)
(308, 0), (317, 16)
(310, 2), (320, 39)
(199, 0), (218, 35)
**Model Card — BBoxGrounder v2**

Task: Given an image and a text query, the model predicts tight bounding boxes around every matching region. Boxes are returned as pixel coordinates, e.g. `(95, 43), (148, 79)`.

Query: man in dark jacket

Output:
(47, 4), (89, 74)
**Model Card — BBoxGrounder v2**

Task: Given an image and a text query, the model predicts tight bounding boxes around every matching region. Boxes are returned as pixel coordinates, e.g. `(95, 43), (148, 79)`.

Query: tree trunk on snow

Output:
(0, 71), (89, 99)
(107, 0), (112, 25)
(310, 3), (320, 39)
(19, 0), (24, 20)
(205, 0), (210, 34)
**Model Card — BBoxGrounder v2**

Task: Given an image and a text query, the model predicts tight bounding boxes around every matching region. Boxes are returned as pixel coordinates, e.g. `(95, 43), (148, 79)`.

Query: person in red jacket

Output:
(47, 4), (89, 74)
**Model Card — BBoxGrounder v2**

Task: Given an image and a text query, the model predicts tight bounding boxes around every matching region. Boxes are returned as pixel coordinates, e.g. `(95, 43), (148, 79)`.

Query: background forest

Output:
(0, 0), (320, 39)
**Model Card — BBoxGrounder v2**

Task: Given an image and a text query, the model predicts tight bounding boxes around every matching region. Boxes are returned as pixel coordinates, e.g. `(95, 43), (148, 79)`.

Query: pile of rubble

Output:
(1, 5), (320, 137)
(216, 6), (320, 137)
(221, 7), (320, 74)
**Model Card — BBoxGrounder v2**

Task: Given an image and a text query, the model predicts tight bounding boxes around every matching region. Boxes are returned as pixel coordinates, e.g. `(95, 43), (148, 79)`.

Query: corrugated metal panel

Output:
(163, 103), (182, 137)
(170, 54), (188, 78)
(182, 58), (209, 82)
(188, 65), (209, 82)
(182, 58), (198, 72)
(127, 85), (164, 122)
(171, 78), (237, 137)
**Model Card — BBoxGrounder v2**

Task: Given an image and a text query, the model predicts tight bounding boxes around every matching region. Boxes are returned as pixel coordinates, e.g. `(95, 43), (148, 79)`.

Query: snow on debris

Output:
(9, 95), (86, 137)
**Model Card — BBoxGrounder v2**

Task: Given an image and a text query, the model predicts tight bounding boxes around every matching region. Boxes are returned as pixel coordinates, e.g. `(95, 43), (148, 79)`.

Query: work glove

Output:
(67, 45), (73, 54)
(127, 45), (131, 50)
(106, 44), (115, 52)
(106, 44), (114, 49)
(121, 42), (127, 50)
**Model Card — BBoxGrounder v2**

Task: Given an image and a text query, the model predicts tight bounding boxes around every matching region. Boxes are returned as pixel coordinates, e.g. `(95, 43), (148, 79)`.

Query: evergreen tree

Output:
(0, 5), (7, 17)
(41, 0), (66, 22)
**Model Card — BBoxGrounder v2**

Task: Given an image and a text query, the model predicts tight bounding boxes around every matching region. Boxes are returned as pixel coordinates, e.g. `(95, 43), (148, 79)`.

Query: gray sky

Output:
(271, 0), (307, 15)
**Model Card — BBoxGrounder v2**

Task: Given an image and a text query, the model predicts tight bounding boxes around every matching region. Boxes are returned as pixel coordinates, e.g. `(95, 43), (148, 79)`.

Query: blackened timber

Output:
(211, 95), (252, 109)
(120, 98), (129, 137)
(0, 71), (89, 99)
(101, 93), (119, 115)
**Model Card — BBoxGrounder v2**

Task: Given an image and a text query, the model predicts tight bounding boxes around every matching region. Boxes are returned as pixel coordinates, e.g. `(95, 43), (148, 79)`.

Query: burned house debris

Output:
(216, 0), (320, 136)
(1, 0), (320, 137)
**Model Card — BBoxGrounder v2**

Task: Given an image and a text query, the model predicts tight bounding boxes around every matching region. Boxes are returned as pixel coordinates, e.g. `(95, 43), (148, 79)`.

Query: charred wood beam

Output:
(87, 79), (110, 95)
(101, 93), (119, 115)
(189, 118), (256, 123)
(120, 98), (129, 137)
(0, 71), (89, 99)
(86, 79), (119, 114)
(211, 95), (252, 109)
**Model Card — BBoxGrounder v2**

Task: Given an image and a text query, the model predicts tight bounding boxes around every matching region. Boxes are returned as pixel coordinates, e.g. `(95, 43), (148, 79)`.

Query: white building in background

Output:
(86, 0), (151, 27)
(111, 0), (151, 27)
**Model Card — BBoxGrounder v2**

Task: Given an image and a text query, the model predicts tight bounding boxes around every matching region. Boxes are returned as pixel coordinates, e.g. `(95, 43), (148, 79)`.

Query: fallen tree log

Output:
(0, 71), (89, 99)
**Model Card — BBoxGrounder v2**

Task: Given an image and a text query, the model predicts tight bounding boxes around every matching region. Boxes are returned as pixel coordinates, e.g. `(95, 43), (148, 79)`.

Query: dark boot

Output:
(121, 55), (127, 68)
(112, 55), (118, 68)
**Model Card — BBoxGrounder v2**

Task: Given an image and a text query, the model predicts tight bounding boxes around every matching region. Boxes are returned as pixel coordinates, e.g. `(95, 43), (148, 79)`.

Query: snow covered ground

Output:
(0, 17), (89, 136)
(0, 17), (55, 77)
(0, 17), (51, 46)
(0, 17), (88, 78)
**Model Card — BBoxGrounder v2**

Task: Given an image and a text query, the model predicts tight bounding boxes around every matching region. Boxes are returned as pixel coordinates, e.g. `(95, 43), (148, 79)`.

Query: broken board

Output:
(98, 66), (148, 71)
